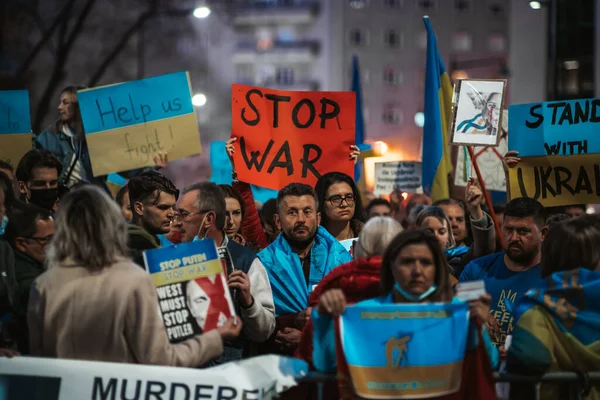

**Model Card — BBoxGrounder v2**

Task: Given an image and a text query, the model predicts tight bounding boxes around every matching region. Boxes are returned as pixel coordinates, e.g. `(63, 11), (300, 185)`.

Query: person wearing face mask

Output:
(34, 86), (169, 192)
(15, 149), (63, 212)
(4, 204), (54, 353)
(127, 171), (179, 267)
(256, 183), (353, 356)
(313, 229), (498, 399)
(459, 198), (543, 353)
(176, 182), (275, 363)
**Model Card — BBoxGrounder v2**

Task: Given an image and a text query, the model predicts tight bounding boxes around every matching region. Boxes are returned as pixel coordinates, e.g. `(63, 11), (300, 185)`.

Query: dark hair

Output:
(541, 217), (600, 278)
(366, 198), (392, 215)
(414, 205), (456, 248)
(314, 172), (365, 226)
(219, 184), (245, 217)
(276, 183), (318, 213)
(128, 171), (179, 208)
(15, 149), (63, 183)
(380, 229), (453, 302)
(60, 85), (86, 95)
(115, 185), (129, 208)
(182, 182), (226, 230)
(544, 213), (570, 229)
(0, 161), (14, 173)
(504, 197), (545, 228)
(4, 203), (51, 246)
(565, 204), (587, 212)
(433, 198), (465, 213)
(261, 198), (277, 226)
(493, 203), (506, 214)
(0, 171), (15, 211)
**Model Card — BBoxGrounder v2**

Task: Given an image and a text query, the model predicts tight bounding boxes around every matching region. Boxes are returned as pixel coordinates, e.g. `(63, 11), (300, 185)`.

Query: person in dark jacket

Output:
(127, 171), (178, 266)
(34, 86), (167, 192)
(177, 182), (275, 364)
(4, 203), (54, 353)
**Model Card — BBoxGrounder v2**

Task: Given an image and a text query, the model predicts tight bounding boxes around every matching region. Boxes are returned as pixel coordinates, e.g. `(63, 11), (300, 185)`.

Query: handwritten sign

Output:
(78, 71), (201, 177)
(508, 153), (600, 207)
(0, 90), (32, 166)
(231, 84), (355, 190)
(509, 99), (600, 157)
(374, 161), (422, 196)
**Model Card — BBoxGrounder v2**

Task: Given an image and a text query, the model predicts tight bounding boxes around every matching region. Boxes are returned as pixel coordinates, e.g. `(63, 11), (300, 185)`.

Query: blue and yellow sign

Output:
(0, 90), (32, 166)
(340, 302), (469, 398)
(143, 239), (223, 287)
(78, 71), (201, 176)
(509, 99), (600, 157)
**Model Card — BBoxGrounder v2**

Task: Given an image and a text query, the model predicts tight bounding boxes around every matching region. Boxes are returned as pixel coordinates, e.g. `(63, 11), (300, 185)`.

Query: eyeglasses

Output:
(26, 235), (53, 246)
(175, 209), (213, 222)
(327, 194), (355, 207)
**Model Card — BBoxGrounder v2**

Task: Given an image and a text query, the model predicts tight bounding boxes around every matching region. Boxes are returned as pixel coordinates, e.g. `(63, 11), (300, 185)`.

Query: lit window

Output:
(350, 0), (368, 9)
(384, 30), (402, 49)
(383, 67), (402, 85)
(453, 32), (472, 52)
(349, 28), (369, 46)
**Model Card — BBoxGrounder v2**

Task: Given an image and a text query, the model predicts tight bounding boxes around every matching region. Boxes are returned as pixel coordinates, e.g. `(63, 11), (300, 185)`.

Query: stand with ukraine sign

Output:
(337, 302), (470, 399)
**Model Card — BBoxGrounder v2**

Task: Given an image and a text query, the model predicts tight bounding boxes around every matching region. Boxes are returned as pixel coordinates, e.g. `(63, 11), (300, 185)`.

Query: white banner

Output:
(374, 161), (422, 197)
(0, 355), (307, 400)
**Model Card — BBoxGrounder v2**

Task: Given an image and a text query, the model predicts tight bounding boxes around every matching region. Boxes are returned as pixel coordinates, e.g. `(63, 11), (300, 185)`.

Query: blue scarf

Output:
(258, 226), (352, 316)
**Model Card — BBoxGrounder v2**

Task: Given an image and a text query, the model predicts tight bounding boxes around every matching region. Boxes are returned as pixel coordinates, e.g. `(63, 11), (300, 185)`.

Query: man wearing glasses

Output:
(4, 203), (54, 353)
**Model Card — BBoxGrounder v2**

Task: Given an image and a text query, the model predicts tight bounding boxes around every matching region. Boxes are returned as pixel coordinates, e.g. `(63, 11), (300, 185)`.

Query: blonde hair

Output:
(354, 217), (403, 259)
(46, 186), (129, 269)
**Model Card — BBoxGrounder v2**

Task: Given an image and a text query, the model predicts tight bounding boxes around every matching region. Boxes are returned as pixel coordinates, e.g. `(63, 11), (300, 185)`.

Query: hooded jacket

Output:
(127, 224), (160, 267)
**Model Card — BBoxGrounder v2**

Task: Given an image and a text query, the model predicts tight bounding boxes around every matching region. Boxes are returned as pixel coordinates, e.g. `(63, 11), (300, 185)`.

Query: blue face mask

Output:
(0, 215), (7, 236)
(394, 282), (437, 302)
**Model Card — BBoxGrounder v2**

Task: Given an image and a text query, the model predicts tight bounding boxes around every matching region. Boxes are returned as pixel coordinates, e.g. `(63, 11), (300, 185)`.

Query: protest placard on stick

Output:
(143, 239), (235, 343)
(231, 84), (355, 190)
(374, 161), (422, 196)
(78, 71), (201, 176)
(0, 90), (32, 166)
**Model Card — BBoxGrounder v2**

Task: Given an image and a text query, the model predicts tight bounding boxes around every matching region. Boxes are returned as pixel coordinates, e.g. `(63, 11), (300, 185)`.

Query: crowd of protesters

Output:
(0, 87), (599, 400)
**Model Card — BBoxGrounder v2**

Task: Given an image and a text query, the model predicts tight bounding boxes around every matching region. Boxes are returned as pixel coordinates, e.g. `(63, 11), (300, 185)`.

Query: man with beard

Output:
(459, 197), (543, 350)
(257, 183), (352, 355)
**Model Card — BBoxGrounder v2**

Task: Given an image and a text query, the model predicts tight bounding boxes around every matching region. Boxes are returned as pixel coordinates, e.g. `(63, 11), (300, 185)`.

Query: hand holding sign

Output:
(153, 151), (169, 169)
(465, 178), (484, 220)
(231, 84), (355, 190)
(217, 316), (243, 342)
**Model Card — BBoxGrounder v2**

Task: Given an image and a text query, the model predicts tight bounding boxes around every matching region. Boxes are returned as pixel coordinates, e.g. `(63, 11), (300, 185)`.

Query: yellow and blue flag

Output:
(351, 55), (365, 182)
(339, 300), (469, 398)
(422, 17), (453, 202)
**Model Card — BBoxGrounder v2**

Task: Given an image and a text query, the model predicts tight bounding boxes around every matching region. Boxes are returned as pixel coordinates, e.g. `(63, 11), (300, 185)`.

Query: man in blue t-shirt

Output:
(459, 198), (544, 349)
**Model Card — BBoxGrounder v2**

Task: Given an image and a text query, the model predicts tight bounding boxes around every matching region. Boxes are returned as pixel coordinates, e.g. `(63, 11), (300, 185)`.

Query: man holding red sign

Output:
(231, 85), (356, 191)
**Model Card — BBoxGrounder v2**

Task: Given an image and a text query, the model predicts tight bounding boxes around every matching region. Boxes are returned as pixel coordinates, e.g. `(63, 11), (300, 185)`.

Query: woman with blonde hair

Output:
(28, 185), (241, 366)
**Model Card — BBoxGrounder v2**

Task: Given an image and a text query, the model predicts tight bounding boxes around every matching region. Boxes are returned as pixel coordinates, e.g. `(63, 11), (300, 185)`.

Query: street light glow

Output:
(529, 1), (542, 9)
(193, 6), (211, 18)
(192, 93), (207, 106)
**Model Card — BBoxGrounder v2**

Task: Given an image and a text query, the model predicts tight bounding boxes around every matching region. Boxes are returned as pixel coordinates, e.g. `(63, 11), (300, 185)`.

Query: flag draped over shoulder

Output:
(422, 17), (453, 202)
(351, 55), (365, 182)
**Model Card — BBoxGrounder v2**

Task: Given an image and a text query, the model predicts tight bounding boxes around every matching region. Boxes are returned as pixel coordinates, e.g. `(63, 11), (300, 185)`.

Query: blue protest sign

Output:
(508, 99), (600, 157)
(340, 301), (469, 398)
(0, 90), (32, 165)
(143, 239), (235, 342)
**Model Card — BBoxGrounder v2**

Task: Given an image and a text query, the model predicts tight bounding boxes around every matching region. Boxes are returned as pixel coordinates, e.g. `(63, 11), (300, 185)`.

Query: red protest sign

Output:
(231, 84), (356, 190)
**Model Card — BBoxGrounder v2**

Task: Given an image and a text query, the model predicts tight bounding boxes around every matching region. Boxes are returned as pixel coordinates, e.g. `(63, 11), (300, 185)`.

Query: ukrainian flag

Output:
(351, 55), (365, 182)
(422, 17), (453, 202)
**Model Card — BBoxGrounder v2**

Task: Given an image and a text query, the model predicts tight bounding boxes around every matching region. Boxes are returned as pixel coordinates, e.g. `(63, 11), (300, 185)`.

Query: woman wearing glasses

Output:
(314, 172), (365, 243)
